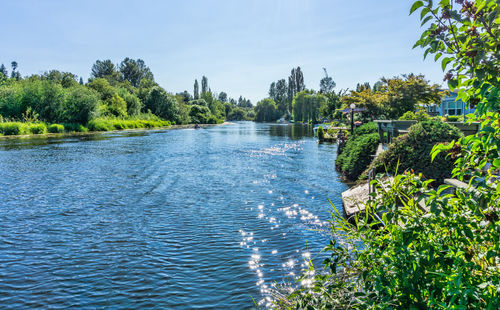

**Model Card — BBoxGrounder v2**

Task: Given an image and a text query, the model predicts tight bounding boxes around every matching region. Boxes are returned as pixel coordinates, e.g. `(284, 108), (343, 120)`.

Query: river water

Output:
(0, 122), (348, 309)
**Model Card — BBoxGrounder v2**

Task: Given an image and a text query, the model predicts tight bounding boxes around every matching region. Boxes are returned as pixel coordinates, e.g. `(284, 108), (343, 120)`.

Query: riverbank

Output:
(0, 123), (222, 140)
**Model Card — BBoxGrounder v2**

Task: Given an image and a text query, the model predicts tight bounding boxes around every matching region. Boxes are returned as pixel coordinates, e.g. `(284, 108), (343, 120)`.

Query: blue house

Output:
(424, 92), (475, 116)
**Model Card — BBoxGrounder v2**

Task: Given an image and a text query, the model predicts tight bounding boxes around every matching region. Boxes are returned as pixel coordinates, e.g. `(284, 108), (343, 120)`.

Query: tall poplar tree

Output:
(194, 79), (200, 99)
(201, 76), (208, 94)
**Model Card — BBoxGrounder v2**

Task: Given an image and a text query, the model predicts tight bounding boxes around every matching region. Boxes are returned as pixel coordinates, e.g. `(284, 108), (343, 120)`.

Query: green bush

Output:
(399, 110), (431, 121)
(188, 104), (212, 124)
(335, 132), (380, 180)
(64, 86), (99, 124)
(0, 122), (28, 135)
(62, 123), (88, 132)
(27, 123), (47, 134)
(354, 122), (377, 136)
(317, 126), (325, 139)
(87, 118), (171, 131)
(48, 124), (65, 133)
(363, 120), (463, 183)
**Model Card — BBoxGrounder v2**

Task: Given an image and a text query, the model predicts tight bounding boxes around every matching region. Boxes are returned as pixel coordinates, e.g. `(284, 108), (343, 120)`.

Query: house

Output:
(423, 91), (476, 116)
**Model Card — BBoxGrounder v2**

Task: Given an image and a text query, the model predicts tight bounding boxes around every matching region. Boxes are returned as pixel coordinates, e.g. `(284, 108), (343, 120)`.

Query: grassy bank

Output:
(0, 117), (172, 137)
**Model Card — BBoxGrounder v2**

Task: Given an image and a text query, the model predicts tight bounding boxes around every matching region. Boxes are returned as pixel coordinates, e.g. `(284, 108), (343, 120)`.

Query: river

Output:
(0, 122), (348, 309)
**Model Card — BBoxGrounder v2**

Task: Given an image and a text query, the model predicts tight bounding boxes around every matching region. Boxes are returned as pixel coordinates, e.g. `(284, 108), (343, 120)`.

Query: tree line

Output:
(255, 66), (442, 123)
(0, 59), (255, 127)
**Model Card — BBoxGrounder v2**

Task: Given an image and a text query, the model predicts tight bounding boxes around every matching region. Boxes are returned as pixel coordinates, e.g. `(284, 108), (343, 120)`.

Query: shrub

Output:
(188, 99), (208, 106)
(0, 122), (27, 135)
(62, 123), (88, 132)
(0, 83), (24, 118)
(145, 86), (180, 122)
(188, 104), (212, 124)
(27, 123), (47, 134)
(104, 94), (127, 118)
(399, 110), (431, 121)
(48, 124), (65, 133)
(64, 86), (99, 124)
(335, 132), (380, 180)
(317, 126), (325, 139)
(354, 122), (377, 136)
(363, 120), (463, 183)
(87, 118), (171, 132)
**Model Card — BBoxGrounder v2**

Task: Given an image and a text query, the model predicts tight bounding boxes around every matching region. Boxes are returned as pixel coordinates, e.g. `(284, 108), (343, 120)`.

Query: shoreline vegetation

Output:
(0, 121), (223, 140)
(0, 58), (255, 139)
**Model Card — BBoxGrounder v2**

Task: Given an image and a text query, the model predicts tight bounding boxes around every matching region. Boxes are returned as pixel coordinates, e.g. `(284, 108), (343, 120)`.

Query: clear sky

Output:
(0, 0), (445, 104)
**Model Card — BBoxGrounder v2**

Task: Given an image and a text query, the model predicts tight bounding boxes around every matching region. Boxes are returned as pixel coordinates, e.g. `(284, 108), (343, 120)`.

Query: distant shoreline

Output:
(0, 123), (225, 141)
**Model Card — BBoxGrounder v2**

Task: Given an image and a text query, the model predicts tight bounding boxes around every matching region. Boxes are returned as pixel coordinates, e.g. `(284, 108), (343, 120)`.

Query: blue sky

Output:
(0, 0), (445, 103)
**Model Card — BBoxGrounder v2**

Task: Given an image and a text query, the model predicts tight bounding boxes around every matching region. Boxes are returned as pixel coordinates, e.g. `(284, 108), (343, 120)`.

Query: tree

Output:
(10, 61), (20, 79)
(292, 90), (326, 123)
(188, 104), (211, 124)
(87, 78), (116, 101)
(193, 79), (199, 99)
(176, 90), (192, 103)
(201, 76), (208, 94)
(119, 58), (154, 87)
(0, 64), (7, 77)
(269, 82), (277, 100)
(145, 86), (179, 122)
(295, 66), (305, 93)
(79, 77), (84, 85)
(274, 79), (288, 113)
(254, 98), (279, 122)
(90, 59), (116, 79)
(218, 91), (228, 102)
(382, 74), (440, 118)
(64, 86), (99, 123)
(319, 68), (336, 93)
(106, 94), (128, 118)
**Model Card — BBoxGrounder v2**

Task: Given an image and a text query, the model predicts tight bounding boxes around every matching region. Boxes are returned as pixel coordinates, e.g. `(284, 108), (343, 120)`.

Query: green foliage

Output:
(87, 117), (171, 131)
(399, 110), (431, 121)
(226, 107), (246, 121)
(27, 123), (46, 134)
(188, 104), (212, 124)
(188, 99), (207, 106)
(119, 58), (154, 87)
(0, 83), (23, 117)
(254, 98), (279, 122)
(316, 126), (325, 139)
(292, 91), (326, 123)
(335, 132), (379, 180)
(62, 123), (88, 132)
(365, 120), (463, 183)
(117, 87), (142, 116)
(342, 74), (441, 120)
(145, 86), (180, 122)
(278, 2), (499, 307)
(64, 86), (99, 124)
(22, 80), (66, 123)
(105, 94), (128, 118)
(87, 78), (116, 101)
(0, 122), (46, 135)
(353, 121), (377, 136)
(47, 123), (65, 133)
(0, 122), (28, 135)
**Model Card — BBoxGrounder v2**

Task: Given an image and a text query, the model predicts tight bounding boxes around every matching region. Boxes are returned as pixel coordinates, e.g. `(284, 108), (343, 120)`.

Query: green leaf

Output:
(420, 7), (430, 19)
(442, 57), (453, 71)
(410, 1), (424, 14)
(421, 15), (433, 26)
(493, 158), (500, 168)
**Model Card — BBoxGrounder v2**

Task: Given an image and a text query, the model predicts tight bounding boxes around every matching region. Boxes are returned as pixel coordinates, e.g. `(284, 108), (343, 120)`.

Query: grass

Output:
(87, 117), (171, 132)
(0, 122), (47, 135)
(0, 115), (172, 136)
